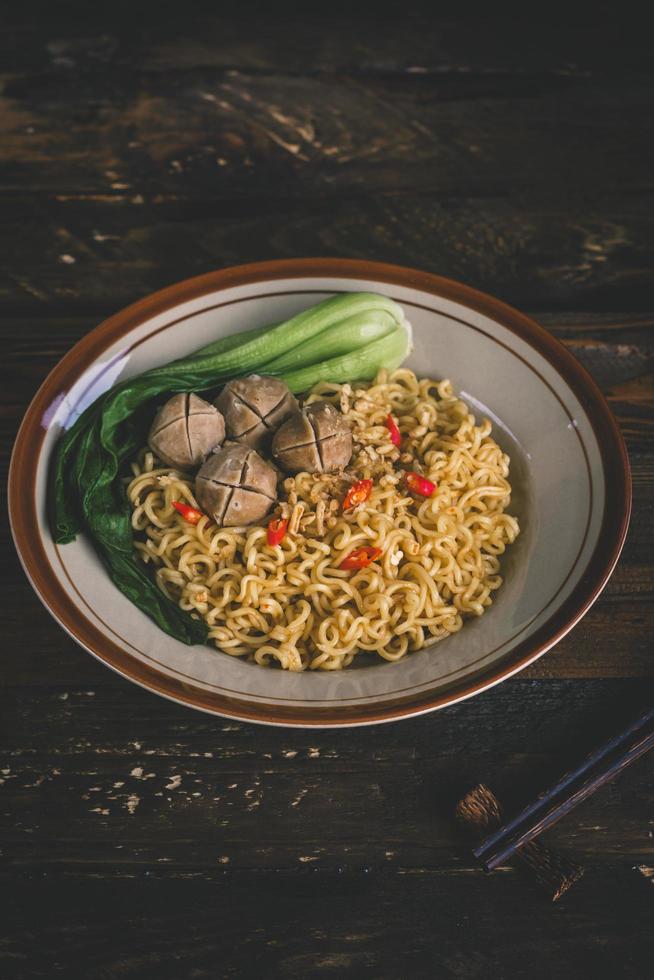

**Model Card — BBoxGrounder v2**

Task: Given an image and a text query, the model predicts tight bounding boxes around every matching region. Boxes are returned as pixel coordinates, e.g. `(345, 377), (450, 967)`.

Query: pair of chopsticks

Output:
(474, 706), (654, 871)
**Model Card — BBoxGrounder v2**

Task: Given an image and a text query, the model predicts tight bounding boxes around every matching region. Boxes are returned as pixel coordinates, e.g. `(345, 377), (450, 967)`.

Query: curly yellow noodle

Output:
(127, 369), (519, 671)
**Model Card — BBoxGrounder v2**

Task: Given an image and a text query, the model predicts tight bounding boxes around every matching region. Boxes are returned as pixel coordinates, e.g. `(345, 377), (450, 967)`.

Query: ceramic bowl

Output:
(9, 259), (631, 726)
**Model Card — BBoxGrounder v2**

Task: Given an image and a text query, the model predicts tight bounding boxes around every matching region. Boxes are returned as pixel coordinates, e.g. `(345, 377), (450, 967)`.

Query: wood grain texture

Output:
(1, 18), (654, 315)
(2, 681), (653, 872)
(2, 871), (652, 980)
(1, 8), (653, 979)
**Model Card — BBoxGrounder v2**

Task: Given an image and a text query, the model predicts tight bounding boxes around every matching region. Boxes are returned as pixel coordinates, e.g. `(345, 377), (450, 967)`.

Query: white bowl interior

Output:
(37, 277), (604, 709)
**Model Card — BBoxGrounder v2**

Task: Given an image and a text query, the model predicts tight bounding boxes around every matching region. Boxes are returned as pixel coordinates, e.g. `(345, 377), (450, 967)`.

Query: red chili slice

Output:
(267, 517), (289, 547)
(172, 501), (204, 525)
(339, 546), (383, 570)
(342, 479), (373, 511)
(405, 471), (437, 497)
(385, 414), (401, 446)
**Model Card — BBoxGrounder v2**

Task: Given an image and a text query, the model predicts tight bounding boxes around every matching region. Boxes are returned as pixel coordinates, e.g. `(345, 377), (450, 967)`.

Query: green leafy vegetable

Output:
(263, 308), (399, 373)
(51, 292), (411, 645)
(280, 324), (410, 394)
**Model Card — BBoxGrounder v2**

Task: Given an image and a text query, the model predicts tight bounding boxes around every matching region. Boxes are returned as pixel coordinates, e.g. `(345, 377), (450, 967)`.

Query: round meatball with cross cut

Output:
(148, 393), (225, 470)
(214, 375), (298, 451)
(272, 401), (353, 474)
(195, 442), (278, 527)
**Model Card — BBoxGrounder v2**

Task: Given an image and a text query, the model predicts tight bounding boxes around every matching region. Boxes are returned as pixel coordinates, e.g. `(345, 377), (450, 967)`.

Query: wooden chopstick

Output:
(456, 784), (585, 900)
(474, 706), (654, 871)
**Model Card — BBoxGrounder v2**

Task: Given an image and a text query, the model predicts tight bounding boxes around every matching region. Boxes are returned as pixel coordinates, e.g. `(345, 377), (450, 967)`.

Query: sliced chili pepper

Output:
(342, 478), (373, 511)
(405, 471), (437, 498)
(339, 545), (383, 570)
(385, 414), (402, 446)
(172, 501), (204, 525)
(267, 517), (288, 547)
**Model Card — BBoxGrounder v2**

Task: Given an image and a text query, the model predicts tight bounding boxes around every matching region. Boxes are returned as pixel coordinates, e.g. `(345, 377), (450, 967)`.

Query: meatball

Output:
(272, 401), (353, 474)
(148, 393), (225, 470)
(195, 443), (278, 527)
(215, 375), (298, 450)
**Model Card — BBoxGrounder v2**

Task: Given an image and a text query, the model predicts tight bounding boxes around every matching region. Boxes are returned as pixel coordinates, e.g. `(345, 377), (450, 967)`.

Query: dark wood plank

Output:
(2, 868), (654, 980)
(1, 681), (653, 875)
(3, 68), (653, 200)
(4, 193), (654, 315)
(1, 57), (654, 313)
(1, 869), (653, 980)
(1, 194), (653, 315)
(2, 6), (653, 75)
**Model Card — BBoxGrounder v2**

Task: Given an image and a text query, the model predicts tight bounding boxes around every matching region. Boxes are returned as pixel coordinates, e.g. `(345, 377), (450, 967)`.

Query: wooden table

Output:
(2, 8), (653, 978)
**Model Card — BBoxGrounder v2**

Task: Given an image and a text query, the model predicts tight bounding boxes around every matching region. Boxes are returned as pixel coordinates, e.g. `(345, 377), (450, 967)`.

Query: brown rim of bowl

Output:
(8, 258), (632, 727)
